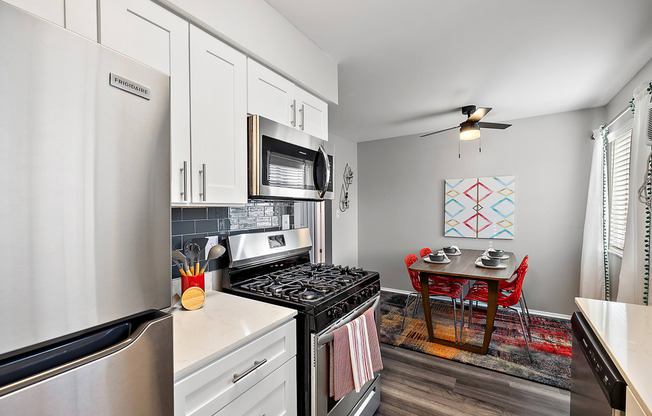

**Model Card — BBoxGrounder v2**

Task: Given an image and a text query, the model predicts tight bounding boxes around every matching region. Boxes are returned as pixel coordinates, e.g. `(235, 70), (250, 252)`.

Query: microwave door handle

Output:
(314, 145), (330, 198)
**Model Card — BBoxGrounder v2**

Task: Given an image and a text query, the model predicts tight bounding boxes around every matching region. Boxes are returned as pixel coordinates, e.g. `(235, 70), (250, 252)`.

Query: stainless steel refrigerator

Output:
(0, 2), (173, 414)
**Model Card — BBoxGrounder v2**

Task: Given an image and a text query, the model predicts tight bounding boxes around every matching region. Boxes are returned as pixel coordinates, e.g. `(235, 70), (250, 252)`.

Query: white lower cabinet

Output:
(174, 320), (297, 416)
(214, 358), (296, 416)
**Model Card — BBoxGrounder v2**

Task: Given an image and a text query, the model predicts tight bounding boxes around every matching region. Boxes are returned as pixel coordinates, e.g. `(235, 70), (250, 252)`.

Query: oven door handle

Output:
(317, 295), (379, 346)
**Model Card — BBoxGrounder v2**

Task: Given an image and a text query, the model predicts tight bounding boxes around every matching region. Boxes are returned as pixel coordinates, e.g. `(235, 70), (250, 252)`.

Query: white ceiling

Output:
(265, 0), (652, 142)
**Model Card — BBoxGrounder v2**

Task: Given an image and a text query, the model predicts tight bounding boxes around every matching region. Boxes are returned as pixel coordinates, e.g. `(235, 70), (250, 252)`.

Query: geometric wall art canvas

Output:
(477, 176), (515, 239)
(444, 176), (515, 239)
(444, 178), (480, 238)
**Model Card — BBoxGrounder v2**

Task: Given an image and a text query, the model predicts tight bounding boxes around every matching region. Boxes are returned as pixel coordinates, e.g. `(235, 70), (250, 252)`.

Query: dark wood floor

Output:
(374, 343), (570, 416)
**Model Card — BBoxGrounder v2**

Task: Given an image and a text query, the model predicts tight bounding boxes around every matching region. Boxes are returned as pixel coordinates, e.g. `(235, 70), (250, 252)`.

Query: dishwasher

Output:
(570, 312), (626, 415)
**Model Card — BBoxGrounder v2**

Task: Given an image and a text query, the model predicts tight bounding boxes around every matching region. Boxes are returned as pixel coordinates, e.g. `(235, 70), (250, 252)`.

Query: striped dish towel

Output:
(347, 314), (374, 392)
(329, 308), (383, 400)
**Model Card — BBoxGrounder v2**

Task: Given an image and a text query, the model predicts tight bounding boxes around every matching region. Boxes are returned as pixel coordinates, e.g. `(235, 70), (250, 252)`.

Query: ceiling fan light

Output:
(459, 121), (480, 141)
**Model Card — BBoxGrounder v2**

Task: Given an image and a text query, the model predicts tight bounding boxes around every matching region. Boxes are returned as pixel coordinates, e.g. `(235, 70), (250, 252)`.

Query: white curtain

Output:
(580, 128), (609, 300)
(617, 81), (652, 305)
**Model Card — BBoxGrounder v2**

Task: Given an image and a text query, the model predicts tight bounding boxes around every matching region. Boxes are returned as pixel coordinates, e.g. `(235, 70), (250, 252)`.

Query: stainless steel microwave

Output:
(248, 115), (333, 200)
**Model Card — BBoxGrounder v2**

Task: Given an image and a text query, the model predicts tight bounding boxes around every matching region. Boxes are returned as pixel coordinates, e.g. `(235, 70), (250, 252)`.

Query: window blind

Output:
(608, 128), (633, 253)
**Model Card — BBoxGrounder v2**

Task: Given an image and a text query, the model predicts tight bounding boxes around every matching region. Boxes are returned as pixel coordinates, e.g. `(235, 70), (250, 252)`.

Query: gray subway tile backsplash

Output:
(182, 207), (208, 220)
(171, 220), (195, 236)
(171, 200), (294, 279)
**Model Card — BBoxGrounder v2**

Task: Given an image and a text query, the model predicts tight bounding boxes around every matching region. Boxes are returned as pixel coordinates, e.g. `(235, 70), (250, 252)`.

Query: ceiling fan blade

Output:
(468, 107), (492, 121)
(420, 126), (458, 137)
(478, 121), (511, 130)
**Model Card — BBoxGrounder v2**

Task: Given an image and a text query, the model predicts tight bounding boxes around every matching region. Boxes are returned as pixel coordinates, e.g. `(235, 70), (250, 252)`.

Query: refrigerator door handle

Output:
(0, 311), (172, 401)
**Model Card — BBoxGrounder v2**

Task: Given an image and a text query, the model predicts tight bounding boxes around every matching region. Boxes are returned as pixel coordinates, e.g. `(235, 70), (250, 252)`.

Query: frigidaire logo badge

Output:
(109, 73), (151, 100)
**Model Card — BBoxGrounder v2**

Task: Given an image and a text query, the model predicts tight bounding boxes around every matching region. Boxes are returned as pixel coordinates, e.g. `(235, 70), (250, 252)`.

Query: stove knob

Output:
(340, 302), (350, 313)
(332, 306), (343, 319)
(351, 294), (362, 305)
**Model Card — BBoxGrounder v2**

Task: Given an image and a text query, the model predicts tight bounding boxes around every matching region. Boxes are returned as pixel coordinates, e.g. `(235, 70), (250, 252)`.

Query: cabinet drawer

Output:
(175, 320), (296, 416)
(214, 357), (297, 416)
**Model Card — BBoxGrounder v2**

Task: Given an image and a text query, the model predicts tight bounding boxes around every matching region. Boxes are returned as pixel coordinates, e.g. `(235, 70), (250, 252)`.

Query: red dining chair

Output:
(463, 263), (532, 361)
(404, 254), (464, 342)
(472, 255), (531, 338)
(419, 248), (469, 287)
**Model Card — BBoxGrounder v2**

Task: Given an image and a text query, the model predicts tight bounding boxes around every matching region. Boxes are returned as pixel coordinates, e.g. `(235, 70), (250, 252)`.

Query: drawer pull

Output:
(233, 359), (267, 383)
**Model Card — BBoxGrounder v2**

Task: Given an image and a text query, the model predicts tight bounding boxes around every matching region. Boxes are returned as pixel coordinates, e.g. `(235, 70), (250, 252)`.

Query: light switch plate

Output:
(205, 235), (220, 260)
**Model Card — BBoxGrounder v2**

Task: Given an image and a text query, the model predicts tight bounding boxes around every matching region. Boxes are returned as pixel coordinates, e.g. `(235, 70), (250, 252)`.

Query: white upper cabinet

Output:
(189, 26), (247, 205)
(100, 0), (191, 205)
(99, 0), (247, 205)
(248, 59), (329, 141)
(4, 0), (97, 40)
(295, 87), (328, 141)
(247, 59), (295, 127)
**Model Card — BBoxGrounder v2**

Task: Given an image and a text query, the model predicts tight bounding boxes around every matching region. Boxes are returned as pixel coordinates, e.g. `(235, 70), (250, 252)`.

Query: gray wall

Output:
(358, 108), (604, 315)
(330, 133), (359, 266)
(606, 57), (652, 120)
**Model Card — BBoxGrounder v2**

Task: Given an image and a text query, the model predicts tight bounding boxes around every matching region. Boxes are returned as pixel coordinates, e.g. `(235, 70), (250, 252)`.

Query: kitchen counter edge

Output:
(575, 297), (652, 416)
(170, 291), (297, 381)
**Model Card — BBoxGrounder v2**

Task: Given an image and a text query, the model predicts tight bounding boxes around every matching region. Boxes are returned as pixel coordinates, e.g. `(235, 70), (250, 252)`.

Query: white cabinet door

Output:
(3, 0), (96, 41)
(296, 87), (329, 141)
(2, 0), (64, 26)
(248, 59), (329, 141)
(99, 0), (191, 204)
(65, 0), (97, 41)
(247, 59), (296, 128)
(189, 26), (247, 205)
(213, 357), (297, 416)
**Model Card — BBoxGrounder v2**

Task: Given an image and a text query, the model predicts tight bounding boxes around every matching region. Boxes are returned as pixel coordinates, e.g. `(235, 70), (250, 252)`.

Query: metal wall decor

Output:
(339, 163), (354, 212)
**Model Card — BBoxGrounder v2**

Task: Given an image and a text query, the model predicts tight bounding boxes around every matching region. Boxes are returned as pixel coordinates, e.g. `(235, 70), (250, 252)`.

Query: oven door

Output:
(249, 115), (333, 200)
(312, 295), (381, 416)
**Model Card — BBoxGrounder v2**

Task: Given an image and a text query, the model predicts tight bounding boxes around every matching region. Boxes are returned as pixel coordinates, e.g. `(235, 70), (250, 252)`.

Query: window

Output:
(608, 128), (632, 254)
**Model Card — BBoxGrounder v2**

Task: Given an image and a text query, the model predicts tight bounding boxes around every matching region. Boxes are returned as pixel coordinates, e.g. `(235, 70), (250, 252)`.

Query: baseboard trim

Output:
(381, 286), (572, 320)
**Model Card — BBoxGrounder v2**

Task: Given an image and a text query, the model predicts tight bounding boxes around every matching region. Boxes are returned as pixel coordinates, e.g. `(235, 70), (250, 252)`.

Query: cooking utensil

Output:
(185, 242), (201, 275)
(190, 237), (208, 252)
(199, 244), (226, 274)
(172, 258), (188, 277)
(172, 250), (190, 275)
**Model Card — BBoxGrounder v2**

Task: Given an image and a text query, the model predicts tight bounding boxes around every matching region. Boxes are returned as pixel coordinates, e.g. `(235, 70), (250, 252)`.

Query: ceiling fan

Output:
(420, 105), (512, 140)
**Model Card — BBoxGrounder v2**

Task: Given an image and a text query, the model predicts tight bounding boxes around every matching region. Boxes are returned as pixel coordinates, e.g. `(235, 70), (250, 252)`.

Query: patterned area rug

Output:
(379, 291), (572, 389)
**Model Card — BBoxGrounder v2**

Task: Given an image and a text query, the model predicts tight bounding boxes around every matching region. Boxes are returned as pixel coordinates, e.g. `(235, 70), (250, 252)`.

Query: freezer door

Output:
(0, 3), (171, 355)
(0, 312), (173, 416)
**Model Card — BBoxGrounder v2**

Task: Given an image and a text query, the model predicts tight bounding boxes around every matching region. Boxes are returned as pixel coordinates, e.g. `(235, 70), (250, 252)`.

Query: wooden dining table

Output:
(408, 249), (516, 355)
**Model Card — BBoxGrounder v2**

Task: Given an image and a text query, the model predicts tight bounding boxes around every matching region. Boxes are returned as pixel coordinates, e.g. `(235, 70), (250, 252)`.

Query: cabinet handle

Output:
(299, 104), (305, 130)
(199, 163), (206, 202)
(290, 100), (296, 127)
(180, 161), (188, 201)
(232, 359), (267, 383)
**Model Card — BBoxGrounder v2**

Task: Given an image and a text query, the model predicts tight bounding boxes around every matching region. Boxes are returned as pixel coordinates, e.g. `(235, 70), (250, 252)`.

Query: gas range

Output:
(222, 228), (382, 416)
(238, 263), (368, 303)
(226, 261), (380, 332)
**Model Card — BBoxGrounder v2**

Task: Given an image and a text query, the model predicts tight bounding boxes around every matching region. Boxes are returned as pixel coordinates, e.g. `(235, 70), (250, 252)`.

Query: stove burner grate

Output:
(232, 263), (370, 303)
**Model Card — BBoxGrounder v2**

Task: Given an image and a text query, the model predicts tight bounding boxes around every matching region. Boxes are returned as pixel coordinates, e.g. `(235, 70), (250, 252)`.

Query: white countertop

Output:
(575, 297), (652, 415)
(170, 291), (297, 381)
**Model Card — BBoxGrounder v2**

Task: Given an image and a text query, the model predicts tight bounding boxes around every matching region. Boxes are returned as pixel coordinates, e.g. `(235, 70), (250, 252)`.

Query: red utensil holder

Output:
(182, 273), (204, 293)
